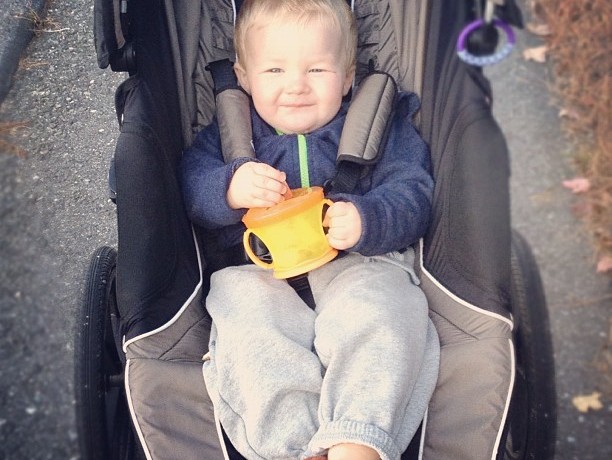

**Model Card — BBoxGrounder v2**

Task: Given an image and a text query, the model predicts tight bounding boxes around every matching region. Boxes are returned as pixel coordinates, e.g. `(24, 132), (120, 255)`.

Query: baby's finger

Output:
(252, 163), (286, 182)
(253, 166), (289, 195)
(326, 201), (351, 218)
(326, 229), (352, 250)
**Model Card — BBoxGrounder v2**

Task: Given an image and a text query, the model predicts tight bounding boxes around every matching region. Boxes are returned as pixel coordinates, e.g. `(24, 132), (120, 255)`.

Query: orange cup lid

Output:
(242, 186), (324, 227)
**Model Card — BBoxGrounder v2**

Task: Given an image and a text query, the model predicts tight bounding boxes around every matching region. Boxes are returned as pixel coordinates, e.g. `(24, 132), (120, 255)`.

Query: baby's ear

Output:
(233, 62), (251, 94)
(343, 66), (355, 96)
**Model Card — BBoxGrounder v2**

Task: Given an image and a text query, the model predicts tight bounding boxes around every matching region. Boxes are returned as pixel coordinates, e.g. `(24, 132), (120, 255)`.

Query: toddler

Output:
(180, 0), (440, 459)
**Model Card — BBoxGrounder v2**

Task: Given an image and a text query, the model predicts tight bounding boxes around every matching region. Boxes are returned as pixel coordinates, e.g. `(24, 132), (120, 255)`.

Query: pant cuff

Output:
(308, 420), (401, 460)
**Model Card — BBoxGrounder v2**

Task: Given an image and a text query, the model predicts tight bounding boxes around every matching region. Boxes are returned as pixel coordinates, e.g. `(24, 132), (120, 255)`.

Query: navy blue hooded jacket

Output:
(180, 91), (433, 256)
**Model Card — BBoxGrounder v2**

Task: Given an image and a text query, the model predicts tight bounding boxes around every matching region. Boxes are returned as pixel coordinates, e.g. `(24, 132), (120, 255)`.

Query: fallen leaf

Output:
(526, 22), (551, 36)
(597, 256), (612, 273)
(559, 107), (580, 120)
(563, 177), (591, 194)
(572, 392), (603, 412)
(523, 45), (548, 63)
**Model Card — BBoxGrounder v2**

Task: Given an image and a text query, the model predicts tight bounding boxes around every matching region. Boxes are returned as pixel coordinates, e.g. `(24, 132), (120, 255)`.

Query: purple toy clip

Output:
(457, 19), (516, 66)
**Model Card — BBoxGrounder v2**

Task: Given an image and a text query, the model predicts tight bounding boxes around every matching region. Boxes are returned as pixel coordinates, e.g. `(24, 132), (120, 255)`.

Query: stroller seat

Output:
(75, 0), (557, 459)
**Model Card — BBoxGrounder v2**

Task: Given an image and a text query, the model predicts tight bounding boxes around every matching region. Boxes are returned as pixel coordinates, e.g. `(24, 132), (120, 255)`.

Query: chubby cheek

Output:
(252, 96), (275, 116)
(251, 95), (280, 127)
(323, 81), (347, 108)
(253, 82), (279, 105)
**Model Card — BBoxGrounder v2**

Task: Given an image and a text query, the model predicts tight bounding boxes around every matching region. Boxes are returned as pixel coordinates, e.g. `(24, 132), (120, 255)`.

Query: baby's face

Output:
(235, 18), (354, 135)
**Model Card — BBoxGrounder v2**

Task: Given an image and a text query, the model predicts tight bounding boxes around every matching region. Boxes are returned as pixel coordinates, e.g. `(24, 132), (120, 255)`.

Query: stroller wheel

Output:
(75, 247), (143, 460)
(502, 231), (557, 460)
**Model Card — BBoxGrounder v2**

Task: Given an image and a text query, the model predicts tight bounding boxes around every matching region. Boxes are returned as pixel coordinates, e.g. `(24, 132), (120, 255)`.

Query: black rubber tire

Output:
(502, 231), (557, 460)
(75, 246), (142, 460)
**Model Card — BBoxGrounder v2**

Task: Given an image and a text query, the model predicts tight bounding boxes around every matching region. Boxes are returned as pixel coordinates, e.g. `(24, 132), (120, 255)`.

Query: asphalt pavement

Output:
(0, 0), (610, 459)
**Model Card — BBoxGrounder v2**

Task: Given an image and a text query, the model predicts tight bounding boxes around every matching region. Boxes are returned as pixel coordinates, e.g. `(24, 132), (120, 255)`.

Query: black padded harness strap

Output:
(286, 274), (316, 310)
(337, 72), (397, 165)
(324, 161), (362, 195)
(326, 72), (397, 195)
(206, 59), (240, 95)
(207, 59), (255, 163)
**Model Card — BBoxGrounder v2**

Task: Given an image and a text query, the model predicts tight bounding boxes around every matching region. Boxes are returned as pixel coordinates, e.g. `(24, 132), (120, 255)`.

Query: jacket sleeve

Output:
(330, 92), (434, 256)
(179, 121), (254, 229)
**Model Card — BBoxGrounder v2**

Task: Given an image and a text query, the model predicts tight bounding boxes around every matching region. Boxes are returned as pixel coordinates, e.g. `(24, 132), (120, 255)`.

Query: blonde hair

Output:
(234, 0), (357, 71)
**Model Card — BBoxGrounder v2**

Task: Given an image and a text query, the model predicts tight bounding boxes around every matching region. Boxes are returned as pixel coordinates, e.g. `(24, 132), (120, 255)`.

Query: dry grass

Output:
(16, 3), (67, 37)
(0, 121), (29, 158)
(18, 57), (49, 71)
(532, 0), (612, 268)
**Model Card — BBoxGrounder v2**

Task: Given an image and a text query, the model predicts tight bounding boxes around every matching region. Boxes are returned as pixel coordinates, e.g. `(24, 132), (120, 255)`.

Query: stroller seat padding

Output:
(126, 358), (224, 459)
(418, 250), (514, 459)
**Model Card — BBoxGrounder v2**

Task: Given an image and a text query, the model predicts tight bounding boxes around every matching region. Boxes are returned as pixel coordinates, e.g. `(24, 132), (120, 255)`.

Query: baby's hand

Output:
(323, 201), (362, 250)
(227, 162), (290, 209)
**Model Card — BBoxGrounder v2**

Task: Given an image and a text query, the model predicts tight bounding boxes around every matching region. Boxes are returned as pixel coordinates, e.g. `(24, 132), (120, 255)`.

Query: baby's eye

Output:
(309, 68), (327, 73)
(266, 68), (283, 73)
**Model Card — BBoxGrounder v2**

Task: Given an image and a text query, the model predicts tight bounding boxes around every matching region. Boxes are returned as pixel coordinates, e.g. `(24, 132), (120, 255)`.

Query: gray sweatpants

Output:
(203, 249), (440, 460)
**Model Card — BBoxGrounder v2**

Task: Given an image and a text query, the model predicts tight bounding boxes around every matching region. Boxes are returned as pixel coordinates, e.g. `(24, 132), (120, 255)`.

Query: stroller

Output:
(75, 0), (557, 459)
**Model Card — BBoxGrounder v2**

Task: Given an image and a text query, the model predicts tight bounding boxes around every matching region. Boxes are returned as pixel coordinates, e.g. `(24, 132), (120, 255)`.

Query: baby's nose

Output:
(286, 72), (308, 94)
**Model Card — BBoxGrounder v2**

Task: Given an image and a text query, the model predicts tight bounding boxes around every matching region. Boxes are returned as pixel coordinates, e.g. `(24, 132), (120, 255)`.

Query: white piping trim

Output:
(123, 229), (204, 352)
(205, 363), (232, 460)
(214, 411), (231, 460)
(418, 409), (428, 460)
(231, 0), (240, 64)
(351, 0), (357, 92)
(418, 240), (513, 327)
(231, 0), (237, 26)
(491, 338), (516, 459)
(124, 359), (154, 460)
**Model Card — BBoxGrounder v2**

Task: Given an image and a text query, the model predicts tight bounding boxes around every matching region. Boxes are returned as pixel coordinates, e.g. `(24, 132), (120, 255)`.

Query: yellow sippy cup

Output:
(242, 186), (338, 279)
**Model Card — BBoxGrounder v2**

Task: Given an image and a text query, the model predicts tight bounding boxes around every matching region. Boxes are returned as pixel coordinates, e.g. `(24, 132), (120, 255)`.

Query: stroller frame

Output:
(76, 0), (557, 459)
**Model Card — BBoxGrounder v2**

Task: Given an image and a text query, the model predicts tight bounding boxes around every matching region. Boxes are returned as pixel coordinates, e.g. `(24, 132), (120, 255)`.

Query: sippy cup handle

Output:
(243, 229), (274, 269)
(321, 198), (334, 228)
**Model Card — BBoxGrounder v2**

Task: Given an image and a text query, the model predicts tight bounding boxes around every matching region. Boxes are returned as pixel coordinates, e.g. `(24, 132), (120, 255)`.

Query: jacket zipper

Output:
(297, 134), (310, 188)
